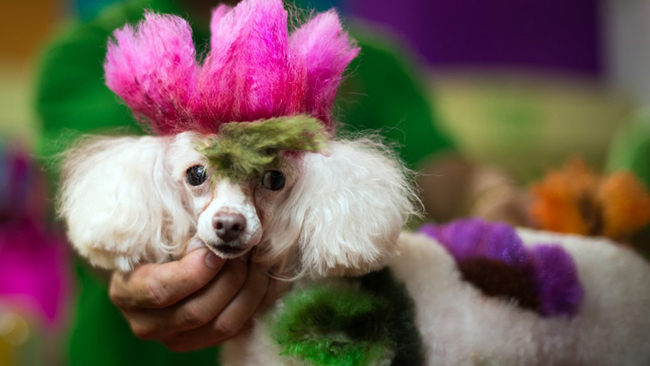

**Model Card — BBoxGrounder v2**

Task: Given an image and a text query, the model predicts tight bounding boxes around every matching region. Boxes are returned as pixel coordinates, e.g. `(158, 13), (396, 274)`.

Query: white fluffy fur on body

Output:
(59, 132), (416, 276)
(222, 230), (650, 366)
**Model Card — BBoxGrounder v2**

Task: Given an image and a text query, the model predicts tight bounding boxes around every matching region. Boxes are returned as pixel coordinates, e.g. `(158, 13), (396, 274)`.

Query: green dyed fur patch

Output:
(200, 115), (328, 183)
(270, 284), (393, 366)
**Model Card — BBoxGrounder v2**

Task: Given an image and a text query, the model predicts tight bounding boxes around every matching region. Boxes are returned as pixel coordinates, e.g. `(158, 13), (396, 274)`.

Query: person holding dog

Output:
(35, 0), (496, 364)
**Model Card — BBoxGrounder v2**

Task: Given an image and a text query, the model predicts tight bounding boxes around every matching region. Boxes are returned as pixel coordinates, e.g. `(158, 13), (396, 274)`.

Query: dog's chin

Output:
(207, 242), (252, 259)
(197, 231), (262, 259)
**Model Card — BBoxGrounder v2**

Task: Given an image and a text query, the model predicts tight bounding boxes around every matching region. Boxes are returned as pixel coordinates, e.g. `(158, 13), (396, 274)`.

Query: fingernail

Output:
(205, 251), (224, 270)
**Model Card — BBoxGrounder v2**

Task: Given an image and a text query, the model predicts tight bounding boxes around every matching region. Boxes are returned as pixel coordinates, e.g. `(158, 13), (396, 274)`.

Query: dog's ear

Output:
(268, 139), (418, 278)
(59, 136), (194, 271)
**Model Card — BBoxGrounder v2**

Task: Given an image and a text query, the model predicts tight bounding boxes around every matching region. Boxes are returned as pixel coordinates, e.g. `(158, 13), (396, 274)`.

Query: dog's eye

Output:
(186, 165), (208, 186)
(261, 170), (285, 191)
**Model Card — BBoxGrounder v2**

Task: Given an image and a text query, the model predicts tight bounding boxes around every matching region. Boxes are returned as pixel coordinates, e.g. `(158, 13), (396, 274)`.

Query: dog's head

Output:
(59, 0), (417, 277)
(59, 131), (418, 277)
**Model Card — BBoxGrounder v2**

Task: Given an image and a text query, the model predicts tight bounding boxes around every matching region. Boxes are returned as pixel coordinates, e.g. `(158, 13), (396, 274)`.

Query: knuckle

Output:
(213, 318), (240, 339)
(181, 303), (213, 328)
(131, 322), (160, 340)
(145, 279), (170, 307)
(164, 340), (189, 353)
(108, 285), (127, 308)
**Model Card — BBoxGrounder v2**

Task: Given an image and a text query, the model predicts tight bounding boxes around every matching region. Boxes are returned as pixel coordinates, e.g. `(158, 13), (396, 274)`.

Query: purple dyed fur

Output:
(530, 245), (583, 317)
(419, 219), (583, 317)
(104, 0), (359, 135)
(420, 219), (528, 267)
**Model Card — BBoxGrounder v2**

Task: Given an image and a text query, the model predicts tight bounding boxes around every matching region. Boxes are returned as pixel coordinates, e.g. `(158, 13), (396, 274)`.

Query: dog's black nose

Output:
(213, 213), (247, 242)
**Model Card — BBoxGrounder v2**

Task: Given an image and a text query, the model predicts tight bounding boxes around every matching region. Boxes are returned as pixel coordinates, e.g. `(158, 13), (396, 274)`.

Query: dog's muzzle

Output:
(210, 212), (249, 257)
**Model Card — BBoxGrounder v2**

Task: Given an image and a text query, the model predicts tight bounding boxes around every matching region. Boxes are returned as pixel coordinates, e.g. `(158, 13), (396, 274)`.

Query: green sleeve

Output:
(336, 25), (455, 169)
(36, 8), (137, 158)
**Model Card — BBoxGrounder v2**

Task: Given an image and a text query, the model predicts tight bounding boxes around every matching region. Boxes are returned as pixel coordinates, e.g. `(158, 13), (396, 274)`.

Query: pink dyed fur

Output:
(192, 0), (303, 130)
(104, 0), (359, 135)
(291, 11), (360, 124)
(209, 4), (232, 50)
(105, 13), (197, 134)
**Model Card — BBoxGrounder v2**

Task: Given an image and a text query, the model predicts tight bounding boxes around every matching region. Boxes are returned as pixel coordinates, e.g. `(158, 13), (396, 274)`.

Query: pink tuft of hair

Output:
(291, 10), (360, 125)
(104, 0), (359, 134)
(209, 4), (232, 51)
(191, 0), (306, 131)
(105, 12), (197, 134)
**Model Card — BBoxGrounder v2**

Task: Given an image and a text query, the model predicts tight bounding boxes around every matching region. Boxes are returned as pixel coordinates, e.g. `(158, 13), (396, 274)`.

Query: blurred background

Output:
(4, 0), (649, 178)
(1, 0), (649, 364)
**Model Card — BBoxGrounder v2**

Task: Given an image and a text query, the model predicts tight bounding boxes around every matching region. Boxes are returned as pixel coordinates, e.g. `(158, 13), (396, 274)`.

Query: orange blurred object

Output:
(599, 173), (650, 240)
(530, 159), (650, 241)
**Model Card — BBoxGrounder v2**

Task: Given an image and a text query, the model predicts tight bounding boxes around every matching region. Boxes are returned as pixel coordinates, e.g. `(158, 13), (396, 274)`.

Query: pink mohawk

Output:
(104, 0), (359, 135)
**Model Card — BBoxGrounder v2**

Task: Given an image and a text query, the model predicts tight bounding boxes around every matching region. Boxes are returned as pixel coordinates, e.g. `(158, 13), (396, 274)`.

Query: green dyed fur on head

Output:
(199, 116), (328, 183)
(270, 285), (393, 366)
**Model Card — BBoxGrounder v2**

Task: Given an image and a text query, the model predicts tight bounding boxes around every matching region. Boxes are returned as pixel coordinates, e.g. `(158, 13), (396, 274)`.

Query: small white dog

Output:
(60, 128), (650, 366)
(60, 131), (412, 278)
(58, 0), (650, 364)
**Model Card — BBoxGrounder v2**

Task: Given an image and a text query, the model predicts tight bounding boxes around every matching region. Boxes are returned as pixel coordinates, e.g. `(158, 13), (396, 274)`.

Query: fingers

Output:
(110, 248), (289, 350)
(159, 262), (272, 352)
(211, 260), (270, 336)
(110, 248), (225, 309)
(123, 257), (249, 340)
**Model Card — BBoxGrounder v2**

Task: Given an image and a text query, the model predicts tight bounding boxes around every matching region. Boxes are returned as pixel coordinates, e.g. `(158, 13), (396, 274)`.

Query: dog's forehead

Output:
(168, 131), (212, 179)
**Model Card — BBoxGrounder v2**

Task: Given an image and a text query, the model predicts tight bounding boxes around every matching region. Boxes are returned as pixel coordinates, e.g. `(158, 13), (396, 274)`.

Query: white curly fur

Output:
(256, 139), (418, 278)
(59, 136), (195, 271)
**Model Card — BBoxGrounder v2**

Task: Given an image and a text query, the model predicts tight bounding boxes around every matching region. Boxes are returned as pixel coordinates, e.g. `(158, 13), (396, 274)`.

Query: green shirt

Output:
(35, 1), (453, 365)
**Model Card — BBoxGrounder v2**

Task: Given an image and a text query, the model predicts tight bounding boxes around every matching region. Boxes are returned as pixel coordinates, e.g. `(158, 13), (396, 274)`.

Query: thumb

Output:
(184, 237), (207, 255)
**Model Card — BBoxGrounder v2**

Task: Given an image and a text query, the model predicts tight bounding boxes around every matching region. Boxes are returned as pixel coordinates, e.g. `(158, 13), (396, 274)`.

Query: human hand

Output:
(109, 244), (290, 352)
